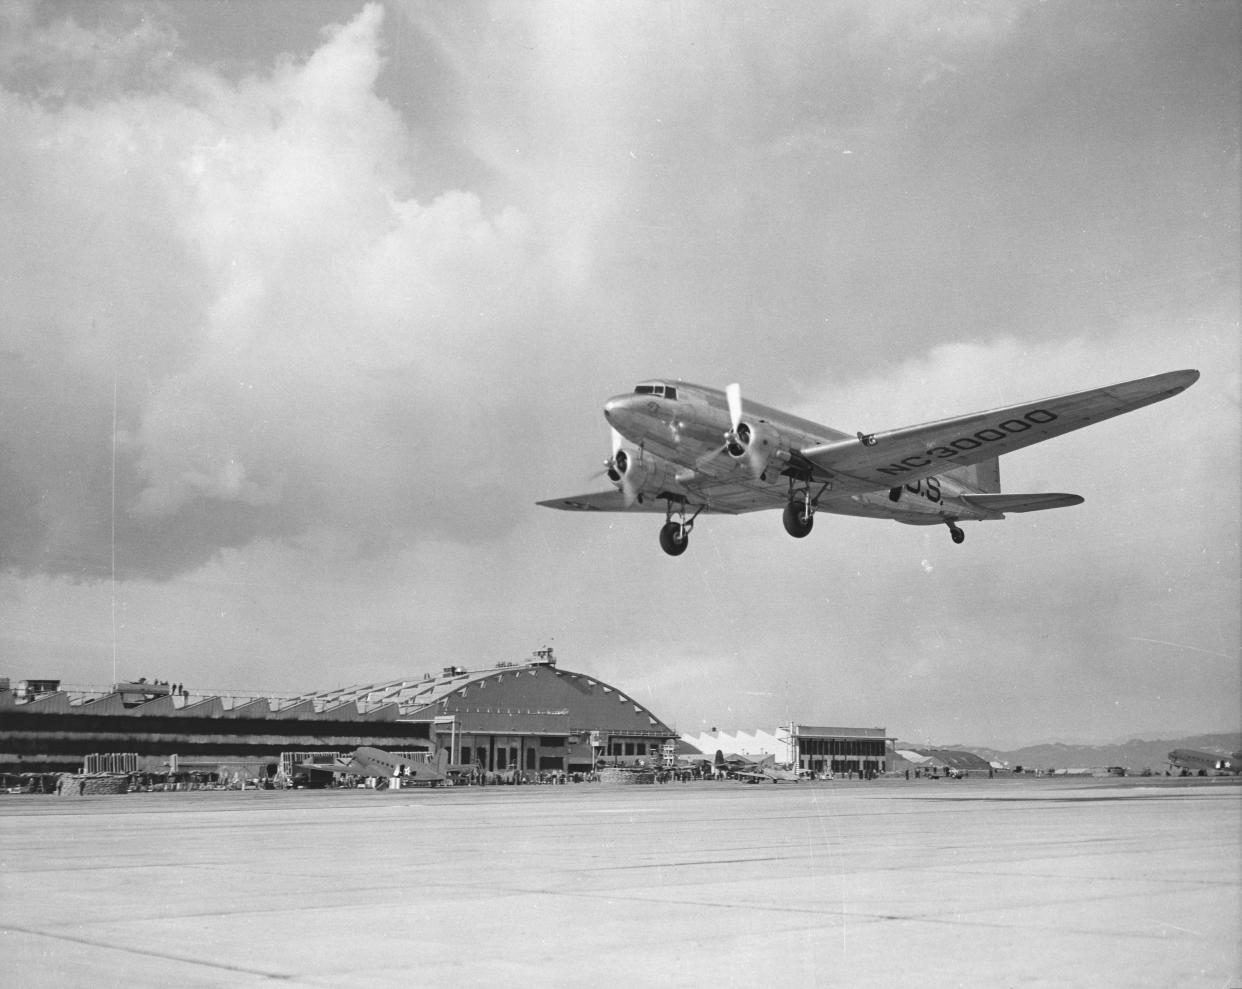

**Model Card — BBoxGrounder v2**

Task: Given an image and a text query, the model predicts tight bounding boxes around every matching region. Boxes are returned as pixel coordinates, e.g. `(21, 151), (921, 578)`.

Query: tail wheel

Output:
(783, 501), (814, 538)
(659, 521), (689, 556)
(948, 522), (965, 544)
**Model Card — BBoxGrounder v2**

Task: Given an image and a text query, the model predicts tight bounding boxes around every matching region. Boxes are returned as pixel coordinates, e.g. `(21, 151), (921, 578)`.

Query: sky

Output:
(1, 0), (1238, 749)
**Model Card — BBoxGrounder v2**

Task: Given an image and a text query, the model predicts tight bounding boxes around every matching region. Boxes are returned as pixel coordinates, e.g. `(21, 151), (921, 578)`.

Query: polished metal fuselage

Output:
(602, 380), (995, 523)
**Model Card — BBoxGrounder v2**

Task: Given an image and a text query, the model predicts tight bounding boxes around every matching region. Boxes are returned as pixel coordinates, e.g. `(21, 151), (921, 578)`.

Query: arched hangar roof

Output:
(292, 662), (674, 736)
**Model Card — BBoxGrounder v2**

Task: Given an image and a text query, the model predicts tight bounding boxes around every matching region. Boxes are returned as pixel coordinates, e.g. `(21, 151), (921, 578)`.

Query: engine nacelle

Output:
(726, 419), (788, 479)
(609, 448), (678, 504)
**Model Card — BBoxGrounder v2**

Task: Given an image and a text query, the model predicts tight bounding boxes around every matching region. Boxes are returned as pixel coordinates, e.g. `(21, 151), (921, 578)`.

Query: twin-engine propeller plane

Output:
(538, 369), (1199, 556)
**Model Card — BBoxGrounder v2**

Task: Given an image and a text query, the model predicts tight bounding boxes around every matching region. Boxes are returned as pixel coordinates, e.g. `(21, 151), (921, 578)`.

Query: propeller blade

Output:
(694, 442), (727, 469)
(611, 427), (624, 458)
(620, 476), (638, 507)
(726, 382), (742, 432)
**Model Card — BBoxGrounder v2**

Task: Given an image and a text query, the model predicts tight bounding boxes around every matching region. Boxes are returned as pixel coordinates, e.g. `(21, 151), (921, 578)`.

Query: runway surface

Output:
(2, 776), (1239, 987)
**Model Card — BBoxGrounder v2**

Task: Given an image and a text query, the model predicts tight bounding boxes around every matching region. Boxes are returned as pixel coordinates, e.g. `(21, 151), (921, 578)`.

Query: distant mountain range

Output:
(901, 732), (1242, 772)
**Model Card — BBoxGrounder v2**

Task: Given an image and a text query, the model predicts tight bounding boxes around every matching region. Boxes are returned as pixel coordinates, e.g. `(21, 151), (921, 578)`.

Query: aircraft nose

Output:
(603, 394), (640, 425)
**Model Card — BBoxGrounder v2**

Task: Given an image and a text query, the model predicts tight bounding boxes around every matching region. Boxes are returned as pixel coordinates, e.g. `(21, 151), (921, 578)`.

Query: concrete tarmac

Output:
(2, 777), (1239, 988)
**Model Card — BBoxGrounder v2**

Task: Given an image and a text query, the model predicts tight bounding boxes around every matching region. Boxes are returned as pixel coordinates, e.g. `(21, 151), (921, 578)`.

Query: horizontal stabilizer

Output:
(961, 493), (1084, 514)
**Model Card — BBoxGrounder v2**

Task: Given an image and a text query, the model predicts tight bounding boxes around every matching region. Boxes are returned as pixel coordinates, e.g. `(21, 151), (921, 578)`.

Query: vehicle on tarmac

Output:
(539, 370), (1199, 556)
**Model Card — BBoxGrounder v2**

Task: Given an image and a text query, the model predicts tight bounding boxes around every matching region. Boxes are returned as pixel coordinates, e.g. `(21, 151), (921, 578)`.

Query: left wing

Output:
(796, 369), (1198, 490)
(296, 760), (353, 775)
(537, 487), (762, 515)
(536, 490), (672, 513)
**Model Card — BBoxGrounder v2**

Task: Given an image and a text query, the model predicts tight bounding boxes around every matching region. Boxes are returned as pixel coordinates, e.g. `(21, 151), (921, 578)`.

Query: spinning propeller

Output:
(713, 382), (774, 478)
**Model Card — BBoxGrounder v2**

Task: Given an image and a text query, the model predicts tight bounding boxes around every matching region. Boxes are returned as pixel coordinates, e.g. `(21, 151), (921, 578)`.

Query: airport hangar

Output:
(1, 651), (888, 779)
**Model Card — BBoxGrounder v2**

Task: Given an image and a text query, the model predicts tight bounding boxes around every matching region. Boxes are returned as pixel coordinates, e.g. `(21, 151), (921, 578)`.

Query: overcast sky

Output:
(1, 1), (1238, 748)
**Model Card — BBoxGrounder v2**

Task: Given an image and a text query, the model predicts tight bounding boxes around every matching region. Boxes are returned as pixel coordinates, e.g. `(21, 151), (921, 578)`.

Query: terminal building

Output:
(0, 651), (679, 778)
(682, 725), (890, 777)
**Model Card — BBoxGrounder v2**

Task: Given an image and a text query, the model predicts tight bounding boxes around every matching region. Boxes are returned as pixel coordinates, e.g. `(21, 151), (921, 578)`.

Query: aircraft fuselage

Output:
(602, 381), (994, 525)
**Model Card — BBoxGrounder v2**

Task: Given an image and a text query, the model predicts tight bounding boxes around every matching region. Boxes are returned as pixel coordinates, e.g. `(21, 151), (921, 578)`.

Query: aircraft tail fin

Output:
(944, 457), (1000, 493)
(435, 748), (449, 775)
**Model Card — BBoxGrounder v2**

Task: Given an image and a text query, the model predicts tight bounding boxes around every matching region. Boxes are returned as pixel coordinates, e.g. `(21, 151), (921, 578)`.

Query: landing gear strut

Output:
(659, 500), (702, 557)
(947, 521), (965, 545)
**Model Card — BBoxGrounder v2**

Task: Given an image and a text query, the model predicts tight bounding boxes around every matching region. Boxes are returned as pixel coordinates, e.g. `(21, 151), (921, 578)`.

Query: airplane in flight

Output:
(538, 369), (1199, 556)
(1166, 748), (1242, 776)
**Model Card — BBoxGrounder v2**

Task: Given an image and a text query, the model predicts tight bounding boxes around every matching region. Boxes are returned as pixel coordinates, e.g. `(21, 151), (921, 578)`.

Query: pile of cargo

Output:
(596, 767), (655, 785)
(56, 773), (130, 796)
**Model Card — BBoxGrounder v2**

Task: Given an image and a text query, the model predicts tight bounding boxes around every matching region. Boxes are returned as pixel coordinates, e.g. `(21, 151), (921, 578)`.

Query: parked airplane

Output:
(539, 370), (1199, 555)
(297, 747), (450, 786)
(1166, 749), (1242, 776)
(713, 750), (804, 783)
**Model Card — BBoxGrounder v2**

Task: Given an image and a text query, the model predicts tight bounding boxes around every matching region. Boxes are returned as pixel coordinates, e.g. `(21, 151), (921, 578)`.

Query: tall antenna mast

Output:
(111, 373), (117, 685)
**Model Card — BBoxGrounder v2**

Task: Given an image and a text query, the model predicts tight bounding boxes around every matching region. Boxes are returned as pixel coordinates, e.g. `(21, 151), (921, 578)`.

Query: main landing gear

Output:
(782, 477), (828, 539)
(658, 501), (703, 557)
(946, 521), (965, 544)
(659, 521), (688, 556)
(783, 500), (813, 538)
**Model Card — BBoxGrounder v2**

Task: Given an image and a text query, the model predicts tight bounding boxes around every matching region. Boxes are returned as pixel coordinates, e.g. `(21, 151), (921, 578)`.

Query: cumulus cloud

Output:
(0, 3), (548, 580)
(0, 2), (1235, 745)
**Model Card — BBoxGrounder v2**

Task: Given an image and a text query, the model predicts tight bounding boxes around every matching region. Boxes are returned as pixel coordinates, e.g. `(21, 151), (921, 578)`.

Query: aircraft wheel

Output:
(659, 522), (689, 556)
(783, 502), (814, 538)
(948, 523), (965, 545)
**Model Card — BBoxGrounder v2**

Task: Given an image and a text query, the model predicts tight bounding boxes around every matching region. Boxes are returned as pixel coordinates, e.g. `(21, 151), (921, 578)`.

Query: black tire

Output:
(949, 525), (965, 545)
(783, 502), (814, 538)
(659, 522), (689, 556)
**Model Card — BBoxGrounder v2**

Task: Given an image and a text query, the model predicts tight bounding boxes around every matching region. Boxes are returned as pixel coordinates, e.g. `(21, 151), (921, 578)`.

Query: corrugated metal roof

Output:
(913, 748), (992, 771)
(293, 663), (675, 735)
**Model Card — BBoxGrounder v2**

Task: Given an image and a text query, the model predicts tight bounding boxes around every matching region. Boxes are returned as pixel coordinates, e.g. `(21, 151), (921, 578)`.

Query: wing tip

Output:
(1162, 368), (1200, 394)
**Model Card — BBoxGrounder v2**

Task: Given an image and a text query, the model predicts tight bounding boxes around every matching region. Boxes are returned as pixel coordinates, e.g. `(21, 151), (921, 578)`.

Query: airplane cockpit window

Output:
(634, 384), (677, 399)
